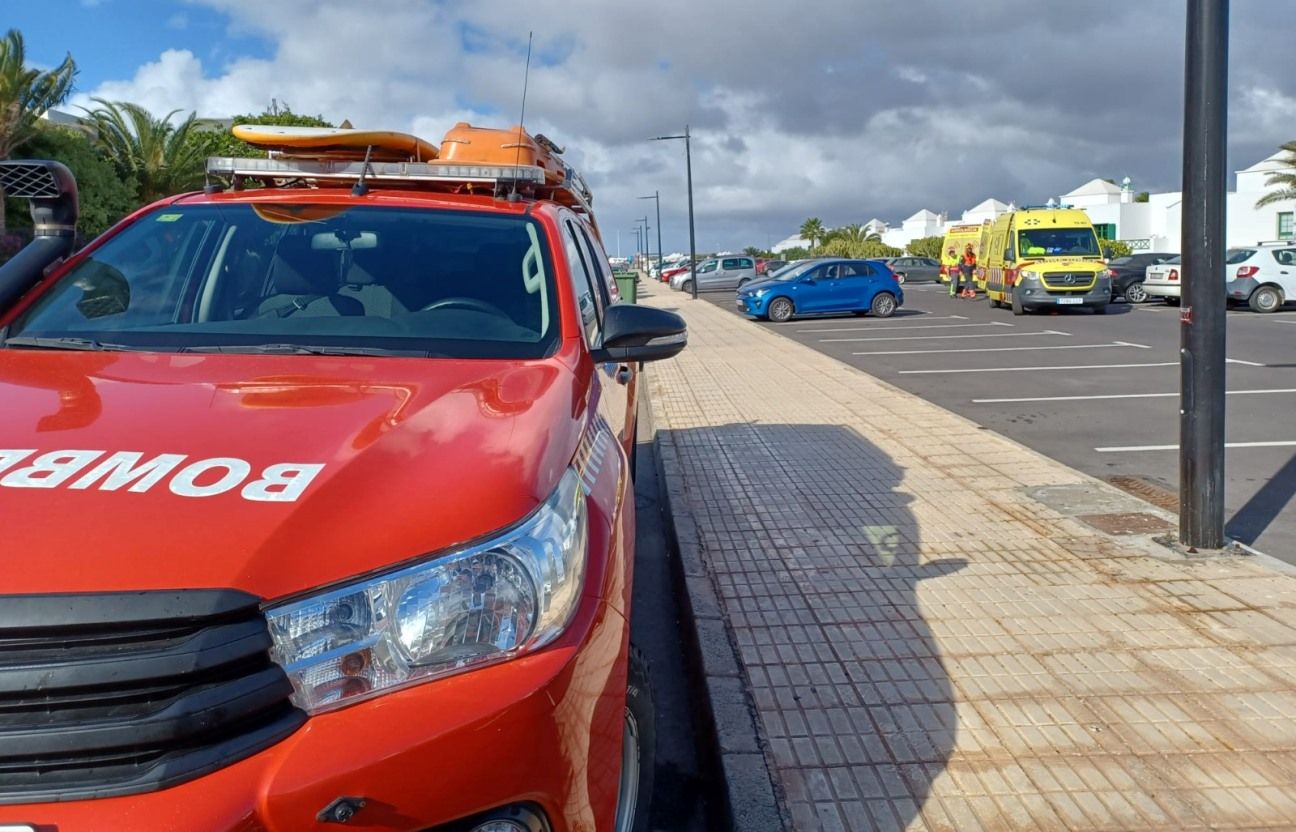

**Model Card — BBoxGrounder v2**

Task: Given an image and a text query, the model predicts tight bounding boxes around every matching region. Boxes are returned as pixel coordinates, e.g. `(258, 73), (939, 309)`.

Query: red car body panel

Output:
(0, 187), (640, 830)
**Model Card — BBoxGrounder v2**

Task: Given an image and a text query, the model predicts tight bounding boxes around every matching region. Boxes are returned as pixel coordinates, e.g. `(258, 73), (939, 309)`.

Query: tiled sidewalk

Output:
(642, 285), (1296, 831)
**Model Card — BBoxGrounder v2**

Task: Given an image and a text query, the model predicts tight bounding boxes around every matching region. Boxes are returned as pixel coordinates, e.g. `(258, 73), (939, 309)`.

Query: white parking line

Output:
(822, 330), (1069, 344)
(797, 314), (970, 331)
(801, 321), (1004, 334)
(1226, 358), (1267, 367)
(974, 387), (1296, 404)
(854, 341), (1149, 356)
(900, 362), (1178, 375)
(1096, 441), (1296, 453)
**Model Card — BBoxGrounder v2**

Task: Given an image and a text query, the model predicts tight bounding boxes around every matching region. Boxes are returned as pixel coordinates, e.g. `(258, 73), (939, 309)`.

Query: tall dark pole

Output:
(654, 190), (663, 281)
(1180, 0), (1229, 549)
(684, 125), (697, 299)
(638, 193), (664, 280)
(652, 126), (699, 299)
(638, 218), (650, 275)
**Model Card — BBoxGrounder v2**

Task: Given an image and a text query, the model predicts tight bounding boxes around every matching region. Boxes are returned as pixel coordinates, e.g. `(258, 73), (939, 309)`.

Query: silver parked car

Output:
(671, 256), (757, 292)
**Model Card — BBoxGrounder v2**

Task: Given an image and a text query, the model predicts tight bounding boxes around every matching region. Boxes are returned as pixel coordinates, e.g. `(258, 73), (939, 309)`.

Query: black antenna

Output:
(508, 31), (534, 202)
(352, 144), (375, 197)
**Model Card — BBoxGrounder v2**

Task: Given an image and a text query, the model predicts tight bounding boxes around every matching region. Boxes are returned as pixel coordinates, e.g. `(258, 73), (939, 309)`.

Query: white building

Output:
(881, 209), (944, 250)
(771, 151), (1293, 254)
(771, 233), (810, 254)
(961, 198), (1011, 226)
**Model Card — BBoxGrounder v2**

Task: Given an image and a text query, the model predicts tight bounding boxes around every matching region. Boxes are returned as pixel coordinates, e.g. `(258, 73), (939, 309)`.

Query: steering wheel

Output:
(420, 297), (509, 317)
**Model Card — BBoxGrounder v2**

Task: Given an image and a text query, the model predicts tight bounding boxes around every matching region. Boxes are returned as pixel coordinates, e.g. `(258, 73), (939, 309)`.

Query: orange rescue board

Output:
(230, 125), (440, 162)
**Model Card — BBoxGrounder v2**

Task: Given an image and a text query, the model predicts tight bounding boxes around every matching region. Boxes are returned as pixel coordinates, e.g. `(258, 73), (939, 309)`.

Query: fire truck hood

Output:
(0, 350), (583, 600)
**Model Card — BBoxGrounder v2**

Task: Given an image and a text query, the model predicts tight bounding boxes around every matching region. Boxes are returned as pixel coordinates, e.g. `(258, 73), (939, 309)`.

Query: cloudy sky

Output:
(13, 0), (1296, 254)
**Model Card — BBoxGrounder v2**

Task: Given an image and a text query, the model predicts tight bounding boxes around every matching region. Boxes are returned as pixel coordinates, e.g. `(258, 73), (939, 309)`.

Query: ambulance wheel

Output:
(768, 297), (795, 322)
(989, 297), (1003, 309)
(615, 646), (656, 832)
(1011, 294), (1025, 316)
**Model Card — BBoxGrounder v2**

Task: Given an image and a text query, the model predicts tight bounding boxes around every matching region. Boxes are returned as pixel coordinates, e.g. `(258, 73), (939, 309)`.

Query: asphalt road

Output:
(631, 423), (715, 831)
(684, 280), (1296, 562)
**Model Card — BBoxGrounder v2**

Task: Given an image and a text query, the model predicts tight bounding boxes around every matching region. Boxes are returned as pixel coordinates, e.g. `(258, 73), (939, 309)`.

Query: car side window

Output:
(739, 258), (754, 270)
(573, 224), (614, 307)
(1273, 250), (1296, 267)
(721, 258), (741, 270)
(823, 264), (841, 279)
(697, 261), (717, 274)
(562, 220), (602, 343)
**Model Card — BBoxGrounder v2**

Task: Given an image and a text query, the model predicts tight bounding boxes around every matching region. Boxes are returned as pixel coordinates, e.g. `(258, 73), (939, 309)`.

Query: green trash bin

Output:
(613, 272), (637, 304)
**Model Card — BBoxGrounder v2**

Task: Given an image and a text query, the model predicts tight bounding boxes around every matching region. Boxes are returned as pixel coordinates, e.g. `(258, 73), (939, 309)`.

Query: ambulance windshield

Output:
(1015, 228), (1101, 257)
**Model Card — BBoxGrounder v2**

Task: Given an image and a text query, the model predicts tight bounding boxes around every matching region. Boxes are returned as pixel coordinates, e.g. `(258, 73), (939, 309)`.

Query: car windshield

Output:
(4, 204), (559, 359)
(771, 261), (816, 281)
(1016, 228), (1100, 257)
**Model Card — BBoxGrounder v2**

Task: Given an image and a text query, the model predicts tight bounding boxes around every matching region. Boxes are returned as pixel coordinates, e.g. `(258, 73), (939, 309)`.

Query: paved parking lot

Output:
(686, 281), (1296, 562)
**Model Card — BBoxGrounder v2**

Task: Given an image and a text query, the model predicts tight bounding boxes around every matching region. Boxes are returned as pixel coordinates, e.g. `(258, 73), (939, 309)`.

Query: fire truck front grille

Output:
(0, 589), (305, 804)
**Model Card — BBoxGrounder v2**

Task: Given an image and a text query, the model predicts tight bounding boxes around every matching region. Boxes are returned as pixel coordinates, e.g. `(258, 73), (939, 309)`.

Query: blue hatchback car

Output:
(736, 258), (904, 322)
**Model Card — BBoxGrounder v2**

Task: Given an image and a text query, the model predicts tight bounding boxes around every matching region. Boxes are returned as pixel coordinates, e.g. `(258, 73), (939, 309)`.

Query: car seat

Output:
(256, 235), (364, 318)
(337, 249), (409, 318)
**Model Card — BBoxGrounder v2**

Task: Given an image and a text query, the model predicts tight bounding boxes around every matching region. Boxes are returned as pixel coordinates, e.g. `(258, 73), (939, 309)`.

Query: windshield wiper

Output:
(180, 343), (431, 357)
(2, 336), (140, 352)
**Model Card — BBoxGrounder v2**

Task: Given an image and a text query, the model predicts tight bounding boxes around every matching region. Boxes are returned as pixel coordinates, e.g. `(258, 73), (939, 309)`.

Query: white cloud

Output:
(73, 0), (1296, 251)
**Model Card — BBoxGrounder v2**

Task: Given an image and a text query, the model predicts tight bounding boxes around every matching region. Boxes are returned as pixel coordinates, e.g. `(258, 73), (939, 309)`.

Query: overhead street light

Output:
(638, 192), (663, 285)
(651, 126), (697, 299)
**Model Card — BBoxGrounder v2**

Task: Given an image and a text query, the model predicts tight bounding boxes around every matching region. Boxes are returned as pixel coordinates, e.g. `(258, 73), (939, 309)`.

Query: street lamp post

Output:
(638, 191), (663, 283)
(652, 125), (697, 299)
(1179, 0), (1229, 550)
(638, 216), (651, 277)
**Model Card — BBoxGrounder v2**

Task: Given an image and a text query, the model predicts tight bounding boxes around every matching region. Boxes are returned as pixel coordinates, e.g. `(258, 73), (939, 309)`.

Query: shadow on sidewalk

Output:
(665, 422), (964, 830)
(1226, 451), (1296, 547)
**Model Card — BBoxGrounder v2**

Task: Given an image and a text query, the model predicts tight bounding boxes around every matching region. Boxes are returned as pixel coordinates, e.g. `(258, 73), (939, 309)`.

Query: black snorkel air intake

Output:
(0, 160), (79, 312)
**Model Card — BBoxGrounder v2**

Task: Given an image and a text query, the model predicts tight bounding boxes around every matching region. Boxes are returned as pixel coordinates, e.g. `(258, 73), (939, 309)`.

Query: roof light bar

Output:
(206, 156), (548, 185)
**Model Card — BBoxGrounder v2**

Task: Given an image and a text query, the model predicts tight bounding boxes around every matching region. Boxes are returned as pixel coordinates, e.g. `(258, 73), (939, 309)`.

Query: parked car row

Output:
(1143, 244), (1296, 312)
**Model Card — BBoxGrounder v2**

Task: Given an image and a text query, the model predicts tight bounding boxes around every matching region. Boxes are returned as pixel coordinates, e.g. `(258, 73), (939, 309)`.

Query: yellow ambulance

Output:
(981, 207), (1112, 314)
(939, 223), (987, 285)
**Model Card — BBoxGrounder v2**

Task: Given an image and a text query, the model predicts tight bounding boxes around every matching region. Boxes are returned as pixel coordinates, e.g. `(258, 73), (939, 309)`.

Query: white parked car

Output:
(1143, 255), (1182, 304)
(1226, 243), (1296, 312)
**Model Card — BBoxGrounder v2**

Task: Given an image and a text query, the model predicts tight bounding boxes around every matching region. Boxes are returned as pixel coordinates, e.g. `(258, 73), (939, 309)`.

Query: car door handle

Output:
(615, 364), (633, 385)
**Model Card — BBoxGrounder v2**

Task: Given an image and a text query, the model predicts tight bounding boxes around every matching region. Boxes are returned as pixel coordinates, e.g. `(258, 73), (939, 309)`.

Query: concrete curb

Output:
(642, 389), (788, 831)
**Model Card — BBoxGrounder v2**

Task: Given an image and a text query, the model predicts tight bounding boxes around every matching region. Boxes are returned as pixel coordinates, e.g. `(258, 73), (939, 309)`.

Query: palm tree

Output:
(0, 29), (77, 230)
(85, 99), (207, 204)
(799, 217), (825, 250)
(1255, 140), (1296, 208)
